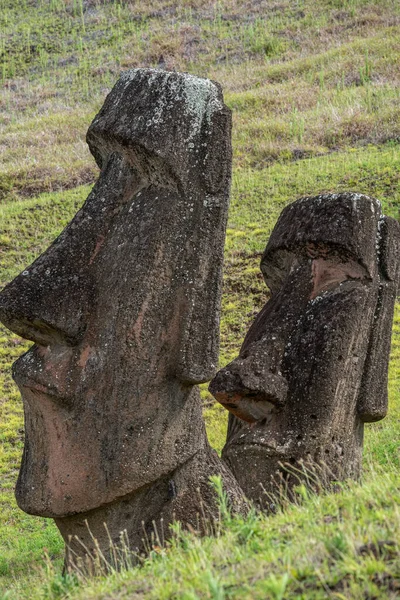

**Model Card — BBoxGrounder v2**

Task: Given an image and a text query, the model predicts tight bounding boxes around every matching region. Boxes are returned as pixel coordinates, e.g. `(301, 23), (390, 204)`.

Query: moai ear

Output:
(357, 215), (400, 422)
(379, 216), (400, 284)
(176, 106), (232, 384)
(201, 105), (232, 195)
(175, 151), (231, 383)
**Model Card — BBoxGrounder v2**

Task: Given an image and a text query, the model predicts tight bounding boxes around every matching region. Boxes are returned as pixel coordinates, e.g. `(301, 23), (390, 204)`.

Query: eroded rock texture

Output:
(210, 193), (400, 506)
(0, 69), (246, 568)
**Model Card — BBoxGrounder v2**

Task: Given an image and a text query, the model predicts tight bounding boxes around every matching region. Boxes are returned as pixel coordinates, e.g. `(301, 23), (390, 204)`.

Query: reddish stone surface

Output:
(210, 193), (400, 506)
(0, 69), (246, 567)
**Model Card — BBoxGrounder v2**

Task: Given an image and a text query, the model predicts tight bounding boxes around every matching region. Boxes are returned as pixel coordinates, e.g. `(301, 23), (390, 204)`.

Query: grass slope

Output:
(43, 469), (400, 600)
(0, 0), (399, 598)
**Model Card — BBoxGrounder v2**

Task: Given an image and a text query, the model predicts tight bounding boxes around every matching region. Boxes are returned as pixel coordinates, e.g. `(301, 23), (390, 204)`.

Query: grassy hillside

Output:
(0, 0), (399, 598)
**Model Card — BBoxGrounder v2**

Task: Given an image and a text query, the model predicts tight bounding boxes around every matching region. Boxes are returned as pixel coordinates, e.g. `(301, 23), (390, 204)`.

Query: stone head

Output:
(0, 69), (232, 518)
(210, 193), (400, 503)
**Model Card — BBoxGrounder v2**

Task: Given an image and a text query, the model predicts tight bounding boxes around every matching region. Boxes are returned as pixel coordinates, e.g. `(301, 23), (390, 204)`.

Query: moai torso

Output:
(210, 193), (400, 506)
(0, 69), (246, 568)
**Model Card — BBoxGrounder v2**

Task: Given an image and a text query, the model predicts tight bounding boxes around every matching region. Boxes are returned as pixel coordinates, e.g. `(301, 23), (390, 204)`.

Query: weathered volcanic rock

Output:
(210, 192), (400, 506)
(0, 69), (246, 568)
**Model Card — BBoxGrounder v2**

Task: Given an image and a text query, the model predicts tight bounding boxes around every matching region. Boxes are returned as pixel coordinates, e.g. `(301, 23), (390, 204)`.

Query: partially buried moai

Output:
(0, 69), (246, 568)
(210, 193), (400, 506)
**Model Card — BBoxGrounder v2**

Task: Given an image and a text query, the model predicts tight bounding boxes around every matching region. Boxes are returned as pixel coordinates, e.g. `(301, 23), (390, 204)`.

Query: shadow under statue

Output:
(210, 192), (400, 506)
(0, 69), (246, 568)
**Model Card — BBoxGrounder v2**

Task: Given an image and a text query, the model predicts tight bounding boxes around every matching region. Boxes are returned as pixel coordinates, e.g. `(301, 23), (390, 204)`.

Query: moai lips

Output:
(210, 193), (400, 506)
(0, 69), (246, 567)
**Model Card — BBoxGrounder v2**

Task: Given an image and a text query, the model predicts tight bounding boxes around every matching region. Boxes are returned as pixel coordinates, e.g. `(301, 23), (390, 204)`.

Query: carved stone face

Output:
(0, 69), (232, 518)
(210, 193), (400, 503)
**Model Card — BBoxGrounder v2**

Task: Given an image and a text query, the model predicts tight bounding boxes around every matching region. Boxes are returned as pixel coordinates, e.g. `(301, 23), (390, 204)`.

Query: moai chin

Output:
(0, 69), (246, 568)
(210, 193), (400, 506)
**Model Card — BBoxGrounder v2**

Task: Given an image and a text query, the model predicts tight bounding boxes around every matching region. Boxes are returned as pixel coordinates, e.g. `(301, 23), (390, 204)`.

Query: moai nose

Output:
(209, 348), (289, 424)
(0, 152), (140, 348)
(0, 233), (92, 347)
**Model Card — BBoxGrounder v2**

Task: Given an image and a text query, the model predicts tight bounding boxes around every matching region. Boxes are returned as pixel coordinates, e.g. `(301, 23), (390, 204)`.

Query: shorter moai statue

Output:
(210, 193), (400, 506)
(0, 69), (246, 568)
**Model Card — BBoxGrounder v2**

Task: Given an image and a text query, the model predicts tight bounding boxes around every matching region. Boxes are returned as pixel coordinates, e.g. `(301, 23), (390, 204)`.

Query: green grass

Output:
(73, 468), (400, 599)
(1, 0), (400, 199)
(1, 145), (400, 598)
(6, 467), (400, 599)
(0, 0), (400, 597)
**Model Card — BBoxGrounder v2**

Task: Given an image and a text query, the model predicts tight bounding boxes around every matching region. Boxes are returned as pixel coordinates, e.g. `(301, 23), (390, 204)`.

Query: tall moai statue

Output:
(0, 69), (246, 568)
(210, 193), (400, 506)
